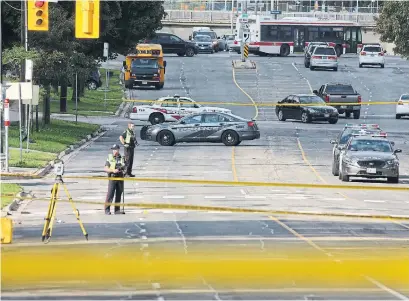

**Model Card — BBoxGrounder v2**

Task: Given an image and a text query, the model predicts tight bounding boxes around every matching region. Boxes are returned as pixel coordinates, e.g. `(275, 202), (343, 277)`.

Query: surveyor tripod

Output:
(41, 175), (88, 243)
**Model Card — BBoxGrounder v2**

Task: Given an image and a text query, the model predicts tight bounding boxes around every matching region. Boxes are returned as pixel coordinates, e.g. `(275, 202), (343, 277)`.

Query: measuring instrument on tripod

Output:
(41, 159), (88, 243)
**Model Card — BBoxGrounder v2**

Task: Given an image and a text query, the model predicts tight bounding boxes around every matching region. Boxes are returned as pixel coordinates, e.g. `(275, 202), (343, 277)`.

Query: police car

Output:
(129, 95), (232, 125)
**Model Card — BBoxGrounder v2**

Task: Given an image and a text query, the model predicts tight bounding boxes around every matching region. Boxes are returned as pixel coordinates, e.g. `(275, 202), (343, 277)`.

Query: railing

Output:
(163, 10), (379, 26)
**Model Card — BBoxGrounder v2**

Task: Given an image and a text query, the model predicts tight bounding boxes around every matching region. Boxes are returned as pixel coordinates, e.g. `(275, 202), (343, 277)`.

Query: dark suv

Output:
(143, 33), (198, 57)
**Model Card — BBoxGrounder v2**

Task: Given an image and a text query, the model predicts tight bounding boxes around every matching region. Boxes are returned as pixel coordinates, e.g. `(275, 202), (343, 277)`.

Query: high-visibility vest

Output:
(108, 154), (125, 170)
(124, 129), (135, 144)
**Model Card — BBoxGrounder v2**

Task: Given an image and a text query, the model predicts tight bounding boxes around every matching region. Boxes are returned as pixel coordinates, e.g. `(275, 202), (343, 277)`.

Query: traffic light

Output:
(75, 0), (100, 39)
(27, 0), (49, 31)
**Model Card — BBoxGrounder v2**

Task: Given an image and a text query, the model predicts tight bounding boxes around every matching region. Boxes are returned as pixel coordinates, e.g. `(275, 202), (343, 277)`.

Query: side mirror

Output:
(164, 61), (167, 68)
(394, 149), (402, 154)
(313, 90), (318, 94)
(330, 139), (337, 144)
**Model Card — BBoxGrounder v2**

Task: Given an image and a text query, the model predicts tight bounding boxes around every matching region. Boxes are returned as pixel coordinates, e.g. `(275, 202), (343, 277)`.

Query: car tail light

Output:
(324, 95), (330, 103)
(357, 96), (362, 103)
(132, 107), (137, 113)
(312, 56), (322, 59)
(398, 100), (404, 105)
(360, 51), (366, 56)
(247, 121), (255, 127)
(234, 40), (238, 44)
(380, 132), (387, 137)
(378, 52), (384, 56)
(328, 56), (337, 60)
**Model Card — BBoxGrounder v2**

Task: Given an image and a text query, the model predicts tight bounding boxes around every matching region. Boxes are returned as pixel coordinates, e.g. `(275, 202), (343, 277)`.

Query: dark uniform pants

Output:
(105, 179), (124, 213)
(124, 147), (135, 175)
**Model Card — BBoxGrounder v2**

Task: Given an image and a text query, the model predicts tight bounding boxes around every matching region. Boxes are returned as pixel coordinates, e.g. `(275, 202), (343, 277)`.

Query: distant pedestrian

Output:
(119, 121), (138, 177)
(104, 144), (125, 215)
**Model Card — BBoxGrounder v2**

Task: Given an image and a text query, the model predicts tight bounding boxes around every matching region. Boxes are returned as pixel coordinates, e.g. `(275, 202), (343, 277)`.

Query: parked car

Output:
(359, 44), (386, 68)
(189, 29), (220, 52)
(309, 46), (338, 71)
(142, 33), (198, 57)
(396, 93), (409, 119)
(193, 35), (214, 53)
(304, 42), (329, 68)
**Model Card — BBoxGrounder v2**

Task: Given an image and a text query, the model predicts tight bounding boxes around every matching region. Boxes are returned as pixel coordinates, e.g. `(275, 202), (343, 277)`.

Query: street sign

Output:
(239, 17), (248, 23)
(241, 13), (248, 18)
(103, 42), (109, 58)
(270, 10), (282, 14)
(5, 82), (33, 101)
(25, 59), (33, 81)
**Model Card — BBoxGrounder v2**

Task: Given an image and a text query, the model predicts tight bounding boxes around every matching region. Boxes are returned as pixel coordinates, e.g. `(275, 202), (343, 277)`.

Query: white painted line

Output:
(162, 195), (185, 199)
(366, 277), (409, 300)
(405, 201), (409, 204)
(284, 196), (307, 200)
(139, 217), (144, 221)
(157, 297), (165, 301)
(141, 243), (149, 249)
(244, 195), (266, 199)
(205, 196), (226, 199)
(78, 196), (105, 200)
(364, 200), (386, 203)
(140, 223), (145, 226)
(240, 189), (247, 195)
(141, 236), (147, 240)
(125, 195), (143, 199)
(323, 198), (346, 201)
(292, 62), (298, 71)
(140, 229), (146, 233)
(270, 189), (283, 192)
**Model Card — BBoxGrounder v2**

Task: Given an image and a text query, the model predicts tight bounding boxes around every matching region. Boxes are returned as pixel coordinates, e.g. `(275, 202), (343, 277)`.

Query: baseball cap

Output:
(111, 144), (120, 150)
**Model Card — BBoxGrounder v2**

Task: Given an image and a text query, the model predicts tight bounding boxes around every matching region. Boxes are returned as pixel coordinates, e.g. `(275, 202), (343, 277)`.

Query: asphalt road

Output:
(3, 52), (409, 300)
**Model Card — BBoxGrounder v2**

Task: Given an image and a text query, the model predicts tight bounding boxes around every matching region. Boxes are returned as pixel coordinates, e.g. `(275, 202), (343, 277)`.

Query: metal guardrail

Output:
(163, 10), (378, 26)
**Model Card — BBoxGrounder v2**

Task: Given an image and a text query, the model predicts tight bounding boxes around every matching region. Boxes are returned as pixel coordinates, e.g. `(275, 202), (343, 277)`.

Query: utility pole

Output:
(240, 0), (247, 63)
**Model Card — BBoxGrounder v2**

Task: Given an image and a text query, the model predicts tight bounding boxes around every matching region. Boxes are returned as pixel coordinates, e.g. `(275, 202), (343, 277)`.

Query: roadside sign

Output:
(241, 13), (248, 18)
(270, 10), (282, 14)
(25, 59), (33, 81)
(239, 17), (248, 23)
(103, 42), (109, 58)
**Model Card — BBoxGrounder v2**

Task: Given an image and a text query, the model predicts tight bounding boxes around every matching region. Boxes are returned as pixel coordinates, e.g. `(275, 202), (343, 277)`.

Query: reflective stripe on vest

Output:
(108, 154), (124, 170)
(125, 129), (134, 144)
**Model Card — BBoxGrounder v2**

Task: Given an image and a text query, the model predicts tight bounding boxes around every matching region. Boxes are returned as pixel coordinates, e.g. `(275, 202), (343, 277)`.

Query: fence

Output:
(163, 10), (379, 26)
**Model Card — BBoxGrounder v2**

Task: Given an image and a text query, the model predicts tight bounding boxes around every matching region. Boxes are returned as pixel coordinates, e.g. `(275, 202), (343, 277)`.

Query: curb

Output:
(1, 191), (33, 217)
(114, 89), (129, 117)
(34, 127), (104, 177)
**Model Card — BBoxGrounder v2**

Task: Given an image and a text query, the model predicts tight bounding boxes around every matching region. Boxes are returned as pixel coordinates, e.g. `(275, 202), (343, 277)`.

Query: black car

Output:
(143, 33), (198, 57)
(276, 94), (339, 124)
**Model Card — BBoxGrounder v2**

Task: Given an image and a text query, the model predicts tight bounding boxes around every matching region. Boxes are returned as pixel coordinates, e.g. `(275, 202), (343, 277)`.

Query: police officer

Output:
(119, 121), (138, 177)
(104, 144), (126, 215)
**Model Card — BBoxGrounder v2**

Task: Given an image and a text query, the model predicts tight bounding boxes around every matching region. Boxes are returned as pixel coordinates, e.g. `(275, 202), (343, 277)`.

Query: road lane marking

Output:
(162, 196), (185, 199)
(291, 62), (299, 71)
(232, 68), (259, 120)
(269, 216), (333, 257)
(205, 196), (226, 199)
(245, 195), (267, 199)
(365, 277), (409, 300)
(364, 200), (386, 203)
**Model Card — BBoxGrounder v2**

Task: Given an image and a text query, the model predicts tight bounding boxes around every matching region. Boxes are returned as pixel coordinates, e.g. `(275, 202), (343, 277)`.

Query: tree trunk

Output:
(43, 85), (51, 125)
(60, 81), (68, 112)
(71, 75), (80, 102)
(52, 82), (59, 95)
(79, 75), (85, 97)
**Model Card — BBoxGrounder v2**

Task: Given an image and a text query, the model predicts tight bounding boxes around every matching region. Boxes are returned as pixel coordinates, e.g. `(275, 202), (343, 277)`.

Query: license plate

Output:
(366, 168), (377, 174)
(341, 106), (347, 109)
(324, 114), (330, 117)
(142, 81), (148, 85)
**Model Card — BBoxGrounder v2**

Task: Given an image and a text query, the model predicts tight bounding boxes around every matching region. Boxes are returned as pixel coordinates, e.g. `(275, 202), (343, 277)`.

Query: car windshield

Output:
(340, 129), (380, 144)
(326, 85), (356, 95)
(314, 48), (336, 55)
(226, 35), (235, 40)
(299, 96), (326, 104)
(348, 139), (392, 152)
(194, 31), (217, 39)
(401, 94), (409, 100)
(364, 46), (382, 52)
(131, 59), (159, 69)
(195, 35), (211, 42)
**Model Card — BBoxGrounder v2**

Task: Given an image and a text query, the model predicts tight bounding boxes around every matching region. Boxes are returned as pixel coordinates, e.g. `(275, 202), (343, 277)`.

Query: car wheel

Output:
(359, 64), (362, 68)
(335, 45), (342, 57)
(328, 118), (338, 124)
(278, 110), (286, 121)
(381, 64), (385, 68)
(279, 44), (290, 57)
(332, 160), (339, 176)
(149, 113), (165, 125)
(157, 130), (175, 146)
(155, 84), (161, 90)
(396, 114), (401, 119)
(185, 48), (195, 57)
(140, 125), (150, 140)
(309, 66), (314, 71)
(301, 112), (311, 123)
(304, 62), (308, 68)
(345, 112), (351, 118)
(333, 67), (338, 71)
(353, 111), (360, 119)
(387, 176), (399, 183)
(87, 80), (98, 90)
(341, 173), (349, 182)
(221, 130), (240, 146)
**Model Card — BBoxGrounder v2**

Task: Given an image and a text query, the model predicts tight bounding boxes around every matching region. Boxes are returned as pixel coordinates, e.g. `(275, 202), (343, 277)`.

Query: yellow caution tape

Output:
(112, 98), (398, 107)
(1, 173), (408, 192)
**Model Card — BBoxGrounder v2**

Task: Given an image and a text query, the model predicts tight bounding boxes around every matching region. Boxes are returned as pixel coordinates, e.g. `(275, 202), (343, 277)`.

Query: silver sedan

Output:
(141, 112), (260, 146)
(339, 135), (402, 183)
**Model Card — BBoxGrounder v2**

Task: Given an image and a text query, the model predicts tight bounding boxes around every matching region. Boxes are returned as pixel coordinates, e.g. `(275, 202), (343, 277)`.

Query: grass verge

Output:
(8, 119), (99, 167)
(1, 183), (21, 209)
(48, 69), (123, 116)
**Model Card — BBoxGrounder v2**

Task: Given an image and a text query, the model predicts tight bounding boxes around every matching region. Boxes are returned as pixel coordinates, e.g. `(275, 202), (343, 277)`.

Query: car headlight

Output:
(154, 74), (158, 76)
(344, 157), (359, 166)
(308, 108), (317, 113)
(386, 159), (399, 166)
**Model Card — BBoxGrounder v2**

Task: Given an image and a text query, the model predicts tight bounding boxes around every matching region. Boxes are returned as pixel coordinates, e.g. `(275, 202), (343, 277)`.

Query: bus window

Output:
(333, 27), (344, 40)
(319, 27), (332, 39)
(357, 28), (362, 44)
(279, 26), (292, 41)
(260, 25), (278, 41)
(307, 27), (319, 41)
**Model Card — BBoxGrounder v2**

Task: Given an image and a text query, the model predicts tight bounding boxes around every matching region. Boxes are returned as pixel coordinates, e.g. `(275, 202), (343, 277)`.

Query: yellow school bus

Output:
(123, 44), (166, 90)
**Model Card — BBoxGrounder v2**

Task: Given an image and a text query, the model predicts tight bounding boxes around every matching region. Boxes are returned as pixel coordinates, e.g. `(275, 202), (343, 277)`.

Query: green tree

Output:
(375, 2), (409, 58)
